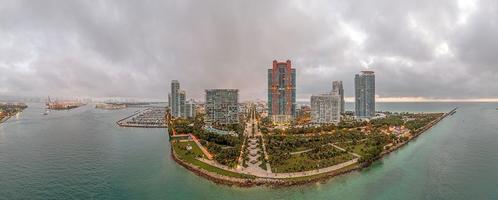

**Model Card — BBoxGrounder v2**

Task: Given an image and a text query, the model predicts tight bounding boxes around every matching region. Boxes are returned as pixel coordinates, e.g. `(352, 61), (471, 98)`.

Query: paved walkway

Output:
(174, 133), (213, 160)
(288, 143), (362, 158)
(197, 157), (358, 179)
(289, 148), (313, 155)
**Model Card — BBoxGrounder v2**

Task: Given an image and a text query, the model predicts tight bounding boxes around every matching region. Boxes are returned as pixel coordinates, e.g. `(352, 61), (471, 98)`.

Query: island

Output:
(46, 101), (85, 110)
(168, 108), (456, 187)
(0, 103), (27, 123)
(95, 103), (127, 110)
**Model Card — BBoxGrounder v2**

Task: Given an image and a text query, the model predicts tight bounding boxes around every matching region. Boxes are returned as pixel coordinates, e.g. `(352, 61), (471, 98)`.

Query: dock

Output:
(117, 107), (167, 128)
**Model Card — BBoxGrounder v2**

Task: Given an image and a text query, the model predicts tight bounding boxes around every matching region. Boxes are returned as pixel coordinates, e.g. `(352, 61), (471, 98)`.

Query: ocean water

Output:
(0, 102), (497, 199)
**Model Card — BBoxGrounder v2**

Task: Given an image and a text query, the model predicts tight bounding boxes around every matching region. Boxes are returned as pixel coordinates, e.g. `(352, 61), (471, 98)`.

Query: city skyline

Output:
(2, 1), (498, 102)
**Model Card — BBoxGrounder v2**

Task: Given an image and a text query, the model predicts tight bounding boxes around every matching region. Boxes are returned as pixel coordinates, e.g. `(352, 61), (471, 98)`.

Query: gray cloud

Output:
(0, 0), (497, 101)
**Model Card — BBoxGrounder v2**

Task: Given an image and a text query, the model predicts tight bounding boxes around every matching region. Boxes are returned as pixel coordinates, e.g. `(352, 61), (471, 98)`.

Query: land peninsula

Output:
(0, 103), (27, 124)
(168, 108), (456, 187)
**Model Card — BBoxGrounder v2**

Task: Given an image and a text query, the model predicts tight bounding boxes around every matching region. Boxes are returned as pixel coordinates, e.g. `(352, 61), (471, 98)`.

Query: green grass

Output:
(271, 152), (355, 173)
(173, 141), (255, 179)
(337, 141), (377, 157)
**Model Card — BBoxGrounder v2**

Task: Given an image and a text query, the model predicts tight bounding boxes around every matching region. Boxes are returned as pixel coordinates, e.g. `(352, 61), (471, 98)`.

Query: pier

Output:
(117, 107), (167, 128)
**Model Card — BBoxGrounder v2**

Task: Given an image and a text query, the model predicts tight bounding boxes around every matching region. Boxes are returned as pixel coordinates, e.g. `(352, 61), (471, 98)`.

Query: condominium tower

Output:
(205, 89), (239, 125)
(179, 90), (186, 118)
(185, 99), (196, 118)
(332, 80), (345, 113)
(169, 80), (181, 117)
(355, 71), (375, 118)
(268, 60), (296, 124)
(168, 80), (193, 118)
(311, 94), (341, 124)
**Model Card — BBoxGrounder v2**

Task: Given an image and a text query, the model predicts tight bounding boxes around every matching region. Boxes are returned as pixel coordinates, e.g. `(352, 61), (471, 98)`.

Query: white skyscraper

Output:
(169, 80), (187, 118)
(311, 94), (341, 124)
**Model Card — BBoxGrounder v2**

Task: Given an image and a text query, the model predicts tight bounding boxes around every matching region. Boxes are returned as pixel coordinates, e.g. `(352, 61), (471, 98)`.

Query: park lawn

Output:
(271, 152), (355, 173)
(173, 141), (205, 159)
(292, 146), (312, 152)
(172, 141), (254, 179)
(337, 141), (378, 157)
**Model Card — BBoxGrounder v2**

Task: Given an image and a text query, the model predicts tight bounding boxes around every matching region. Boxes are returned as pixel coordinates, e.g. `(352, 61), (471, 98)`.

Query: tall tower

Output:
(355, 71), (375, 118)
(170, 80), (180, 117)
(179, 90), (186, 118)
(268, 60), (296, 124)
(332, 80), (345, 113)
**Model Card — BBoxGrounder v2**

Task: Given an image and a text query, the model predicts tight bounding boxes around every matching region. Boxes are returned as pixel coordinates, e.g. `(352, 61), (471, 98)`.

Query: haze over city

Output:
(1, 0), (498, 102)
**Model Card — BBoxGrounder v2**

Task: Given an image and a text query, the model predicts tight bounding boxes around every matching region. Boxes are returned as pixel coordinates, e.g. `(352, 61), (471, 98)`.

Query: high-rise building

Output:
(332, 80), (345, 113)
(170, 80), (180, 117)
(355, 71), (375, 118)
(168, 93), (171, 111)
(185, 99), (196, 118)
(268, 60), (296, 124)
(311, 94), (341, 124)
(169, 80), (187, 118)
(205, 89), (239, 125)
(179, 90), (186, 118)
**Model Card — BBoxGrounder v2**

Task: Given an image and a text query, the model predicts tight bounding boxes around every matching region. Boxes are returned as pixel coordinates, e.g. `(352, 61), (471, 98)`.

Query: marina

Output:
(117, 107), (167, 128)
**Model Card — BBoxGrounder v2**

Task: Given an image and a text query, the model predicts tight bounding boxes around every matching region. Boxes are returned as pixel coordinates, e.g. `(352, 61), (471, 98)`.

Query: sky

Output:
(1, 0), (498, 102)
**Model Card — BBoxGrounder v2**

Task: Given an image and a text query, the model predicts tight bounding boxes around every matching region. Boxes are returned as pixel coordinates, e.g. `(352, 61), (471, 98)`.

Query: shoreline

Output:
(171, 145), (362, 187)
(170, 109), (455, 188)
(0, 115), (12, 123)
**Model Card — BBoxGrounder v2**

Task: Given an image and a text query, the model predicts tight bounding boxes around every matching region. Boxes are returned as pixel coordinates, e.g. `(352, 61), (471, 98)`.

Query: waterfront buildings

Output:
(185, 99), (196, 118)
(169, 80), (181, 117)
(332, 81), (345, 113)
(355, 71), (375, 118)
(268, 60), (296, 124)
(205, 89), (239, 125)
(179, 90), (186, 118)
(169, 80), (195, 118)
(310, 94), (341, 124)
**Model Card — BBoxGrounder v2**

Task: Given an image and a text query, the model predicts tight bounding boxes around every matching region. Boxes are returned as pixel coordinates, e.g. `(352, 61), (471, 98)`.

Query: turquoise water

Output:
(0, 103), (497, 199)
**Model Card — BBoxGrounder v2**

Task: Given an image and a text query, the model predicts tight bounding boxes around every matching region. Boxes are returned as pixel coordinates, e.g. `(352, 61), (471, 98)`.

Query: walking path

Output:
(289, 148), (313, 155)
(288, 143), (362, 158)
(172, 133), (213, 160)
(197, 156), (358, 179)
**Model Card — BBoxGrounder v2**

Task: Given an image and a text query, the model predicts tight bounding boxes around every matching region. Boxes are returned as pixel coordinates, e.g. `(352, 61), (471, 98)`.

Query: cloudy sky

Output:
(1, 0), (498, 101)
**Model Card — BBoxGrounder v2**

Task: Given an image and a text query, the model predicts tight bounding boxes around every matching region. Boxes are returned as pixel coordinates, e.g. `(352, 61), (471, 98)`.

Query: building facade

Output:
(355, 71), (375, 118)
(267, 60), (296, 124)
(205, 89), (239, 125)
(332, 80), (345, 113)
(169, 80), (187, 118)
(185, 99), (196, 118)
(179, 90), (186, 118)
(169, 80), (181, 117)
(311, 94), (341, 124)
